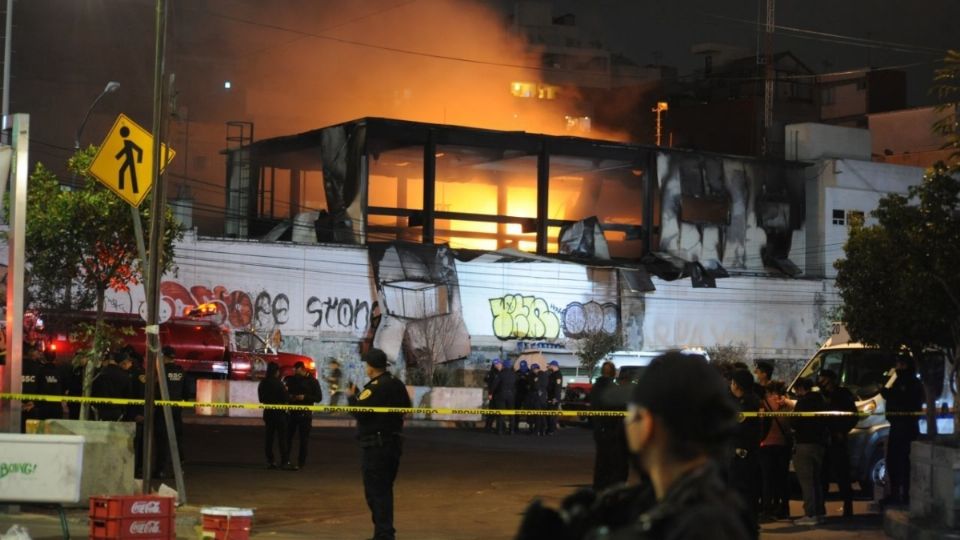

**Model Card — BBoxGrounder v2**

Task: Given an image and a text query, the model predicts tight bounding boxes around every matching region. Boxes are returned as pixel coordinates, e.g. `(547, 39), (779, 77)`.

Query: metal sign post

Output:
(0, 113), (27, 434)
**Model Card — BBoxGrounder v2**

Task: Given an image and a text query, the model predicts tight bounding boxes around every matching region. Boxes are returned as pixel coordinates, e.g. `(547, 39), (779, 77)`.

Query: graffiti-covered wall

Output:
(105, 235), (377, 339)
(657, 152), (808, 275)
(456, 254), (620, 343)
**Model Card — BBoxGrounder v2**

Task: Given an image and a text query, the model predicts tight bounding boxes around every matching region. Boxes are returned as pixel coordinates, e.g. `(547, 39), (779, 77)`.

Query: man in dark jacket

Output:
(491, 359), (516, 436)
(483, 360), (502, 432)
(546, 360), (563, 434)
(258, 361), (293, 469)
(880, 357), (924, 505)
(590, 361), (629, 491)
(792, 378), (828, 526)
(36, 350), (64, 420)
(819, 369), (857, 517)
(730, 369), (762, 533)
(285, 361), (322, 468)
(346, 348), (412, 540)
(92, 351), (132, 421)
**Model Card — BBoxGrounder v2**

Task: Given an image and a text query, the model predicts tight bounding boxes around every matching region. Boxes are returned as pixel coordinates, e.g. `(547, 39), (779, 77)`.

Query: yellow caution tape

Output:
(1, 393), (951, 418)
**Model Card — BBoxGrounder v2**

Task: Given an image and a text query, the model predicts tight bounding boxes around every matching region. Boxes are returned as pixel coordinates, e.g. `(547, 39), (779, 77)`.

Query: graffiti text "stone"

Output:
(490, 295), (561, 340)
(307, 297), (370, 331)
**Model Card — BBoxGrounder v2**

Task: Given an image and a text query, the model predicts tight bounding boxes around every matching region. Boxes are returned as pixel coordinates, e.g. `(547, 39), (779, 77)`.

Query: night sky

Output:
(11, 0), (958, 226)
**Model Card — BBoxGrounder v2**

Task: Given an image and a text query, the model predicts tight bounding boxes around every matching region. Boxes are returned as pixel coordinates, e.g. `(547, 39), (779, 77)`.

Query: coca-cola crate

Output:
(89, 516), (173, 539)
(90, 495), (175, 519)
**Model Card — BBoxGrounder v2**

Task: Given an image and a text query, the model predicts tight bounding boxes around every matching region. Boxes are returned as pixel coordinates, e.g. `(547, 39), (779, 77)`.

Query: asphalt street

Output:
(3, 420), (891, 539)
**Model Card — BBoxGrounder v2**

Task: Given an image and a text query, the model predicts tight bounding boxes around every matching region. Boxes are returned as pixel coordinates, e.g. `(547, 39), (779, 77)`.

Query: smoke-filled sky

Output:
(12, 0), (958, 232)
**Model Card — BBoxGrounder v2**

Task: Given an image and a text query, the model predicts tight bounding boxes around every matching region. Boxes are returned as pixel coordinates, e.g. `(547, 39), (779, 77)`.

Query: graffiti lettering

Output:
(307, 297), (370, 331)
(254, 291), (291, 327)
(490, 295), (561, 340)
(562, 301), (619, 338)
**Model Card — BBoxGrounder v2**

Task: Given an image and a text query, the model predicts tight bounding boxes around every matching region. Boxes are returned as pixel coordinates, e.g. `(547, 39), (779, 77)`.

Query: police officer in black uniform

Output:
(491, 359), (516, 436)
(154, 346), (186, 477)
(284, 361), (322, 468)
(20, 343), (43, 432)
(880, 357), (924, 505)
(482, 359), (501, 432)
(36, 350), (64, 420)
(259, 361), (293, 469)
(527, 363), (548, 436)
(92, 350), (132, 421)
(119, 350), (147, 477)
(346, 348), (412, 540)
(516, 352), (753, 540)
(546, 360), (563, 434)
(65, 355), (88, 420)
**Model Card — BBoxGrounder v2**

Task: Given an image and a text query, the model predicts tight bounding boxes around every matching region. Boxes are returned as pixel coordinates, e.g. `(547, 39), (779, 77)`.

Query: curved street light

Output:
(74, 81), (120, 149)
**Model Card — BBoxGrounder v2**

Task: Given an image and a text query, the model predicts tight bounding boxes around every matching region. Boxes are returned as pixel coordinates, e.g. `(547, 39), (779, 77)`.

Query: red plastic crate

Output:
(89, 516), (174, 539)
(90, 495), (175, 519)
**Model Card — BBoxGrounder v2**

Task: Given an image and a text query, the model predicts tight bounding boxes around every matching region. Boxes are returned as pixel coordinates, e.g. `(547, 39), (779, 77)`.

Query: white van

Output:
(788, 324), (955, 493)
(605, 348), (711, 384)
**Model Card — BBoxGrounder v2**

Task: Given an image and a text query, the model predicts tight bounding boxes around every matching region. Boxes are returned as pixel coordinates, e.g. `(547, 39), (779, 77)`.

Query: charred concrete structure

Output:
(225, 117), (809, 280)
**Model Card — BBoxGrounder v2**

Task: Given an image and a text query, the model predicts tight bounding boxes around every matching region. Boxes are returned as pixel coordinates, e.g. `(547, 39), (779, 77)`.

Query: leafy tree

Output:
(834, 164), (960, 437)
(575, 331), (622, 378)
(25, 147), (183, 419)
(933, 49), (960, 167)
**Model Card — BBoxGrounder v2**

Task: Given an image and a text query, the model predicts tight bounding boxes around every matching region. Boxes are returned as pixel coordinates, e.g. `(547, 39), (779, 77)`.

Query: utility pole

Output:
(761, 0), (775, 157)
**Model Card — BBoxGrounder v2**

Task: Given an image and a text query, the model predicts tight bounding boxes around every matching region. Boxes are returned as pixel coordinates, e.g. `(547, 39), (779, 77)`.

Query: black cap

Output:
(161, 346), (176, 358)
(294, 361), (305, 370)
(361, 348), (388, 369)
(631, 352), (738, 453)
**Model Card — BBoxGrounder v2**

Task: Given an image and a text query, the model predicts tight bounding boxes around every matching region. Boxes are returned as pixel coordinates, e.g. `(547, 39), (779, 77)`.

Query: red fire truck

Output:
(38, 306), (315, 391)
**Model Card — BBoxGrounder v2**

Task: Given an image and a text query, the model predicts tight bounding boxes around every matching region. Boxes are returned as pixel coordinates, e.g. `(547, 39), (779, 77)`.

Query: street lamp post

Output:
(74, 81), (120, 150)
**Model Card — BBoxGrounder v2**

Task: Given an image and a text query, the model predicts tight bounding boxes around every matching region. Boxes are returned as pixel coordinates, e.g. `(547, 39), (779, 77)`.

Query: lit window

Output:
(832, 209), (845, 226)
(510, 82), (537, 98)
(564, 116), (591, 133)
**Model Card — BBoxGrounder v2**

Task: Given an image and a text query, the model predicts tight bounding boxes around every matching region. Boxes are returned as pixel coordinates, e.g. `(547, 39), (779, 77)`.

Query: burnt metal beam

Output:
(422, 130), (436, 243)
(536, 142), (549, 254)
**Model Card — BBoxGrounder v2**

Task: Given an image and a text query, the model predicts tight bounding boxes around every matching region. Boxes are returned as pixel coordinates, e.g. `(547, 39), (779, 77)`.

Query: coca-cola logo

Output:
(129, 520), (161, 535)
(130, 500), (161, 514)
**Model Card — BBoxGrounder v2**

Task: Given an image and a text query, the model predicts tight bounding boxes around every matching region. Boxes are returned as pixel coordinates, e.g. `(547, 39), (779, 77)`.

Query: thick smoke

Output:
(179, 0), (625, 141)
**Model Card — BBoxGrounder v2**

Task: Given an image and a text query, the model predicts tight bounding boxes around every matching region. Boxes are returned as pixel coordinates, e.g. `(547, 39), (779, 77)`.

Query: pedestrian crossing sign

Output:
(88, 113), (175, 207)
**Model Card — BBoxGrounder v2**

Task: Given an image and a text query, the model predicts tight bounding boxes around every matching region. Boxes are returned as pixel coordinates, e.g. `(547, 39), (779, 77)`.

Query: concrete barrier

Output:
(194, 380), (483, 423)
(41, 420), (136, 504)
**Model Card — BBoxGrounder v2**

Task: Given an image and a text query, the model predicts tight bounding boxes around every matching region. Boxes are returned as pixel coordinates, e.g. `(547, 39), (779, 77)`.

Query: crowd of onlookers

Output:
(579, 355), (926, 534)
(514, 351), (926, 539)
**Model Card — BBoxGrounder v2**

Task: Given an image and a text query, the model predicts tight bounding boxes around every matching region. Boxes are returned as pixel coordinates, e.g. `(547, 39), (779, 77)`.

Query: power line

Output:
(699, 10), (947, 56)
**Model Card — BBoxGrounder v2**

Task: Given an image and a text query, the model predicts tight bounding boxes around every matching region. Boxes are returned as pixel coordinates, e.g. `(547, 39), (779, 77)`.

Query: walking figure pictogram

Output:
(115, 126), (143, 193)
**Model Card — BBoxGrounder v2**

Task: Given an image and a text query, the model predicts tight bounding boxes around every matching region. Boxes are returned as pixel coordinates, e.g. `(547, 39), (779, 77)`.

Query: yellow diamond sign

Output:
(88, 113), (175, 207)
